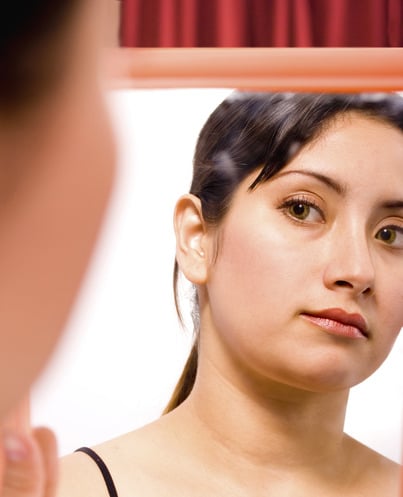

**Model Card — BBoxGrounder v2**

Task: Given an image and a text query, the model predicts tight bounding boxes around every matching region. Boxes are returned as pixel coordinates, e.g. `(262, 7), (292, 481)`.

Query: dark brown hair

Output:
(163, 91), (403, 414)
(0, 1), (81, 113)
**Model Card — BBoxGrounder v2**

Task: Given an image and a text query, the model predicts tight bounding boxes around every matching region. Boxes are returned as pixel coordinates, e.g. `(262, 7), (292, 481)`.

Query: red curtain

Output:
(120, 0), (402, 47)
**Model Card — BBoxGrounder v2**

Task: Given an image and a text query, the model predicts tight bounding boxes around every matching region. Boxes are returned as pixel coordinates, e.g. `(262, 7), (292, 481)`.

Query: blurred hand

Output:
(1, 427), (58, 497)
(0, 398), (58, 497)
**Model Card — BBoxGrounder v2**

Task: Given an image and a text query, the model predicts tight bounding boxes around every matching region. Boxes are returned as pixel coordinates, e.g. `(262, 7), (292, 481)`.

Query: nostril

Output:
(334, 279), (373, 295)
(335, 280), (353, 288)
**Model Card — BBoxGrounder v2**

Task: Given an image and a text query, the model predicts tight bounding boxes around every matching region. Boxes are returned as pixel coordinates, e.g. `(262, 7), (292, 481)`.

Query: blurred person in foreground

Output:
(0, 0), (115, 495)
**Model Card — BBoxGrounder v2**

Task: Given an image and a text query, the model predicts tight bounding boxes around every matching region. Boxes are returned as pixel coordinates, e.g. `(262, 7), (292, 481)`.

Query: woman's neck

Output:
(169, 353), (352, 490)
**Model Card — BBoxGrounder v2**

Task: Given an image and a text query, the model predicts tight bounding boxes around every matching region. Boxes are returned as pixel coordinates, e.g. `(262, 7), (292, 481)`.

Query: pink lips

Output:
(300, 308), (369, 339)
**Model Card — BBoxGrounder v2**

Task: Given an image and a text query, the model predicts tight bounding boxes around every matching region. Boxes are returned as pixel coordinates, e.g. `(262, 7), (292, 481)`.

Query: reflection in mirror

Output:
(32, 89), (402, 466)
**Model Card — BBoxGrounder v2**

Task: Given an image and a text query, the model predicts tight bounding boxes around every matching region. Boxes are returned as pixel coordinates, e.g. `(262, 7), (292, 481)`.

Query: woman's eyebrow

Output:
(274, 170), (346, 196)
(379, 200), (403, 210)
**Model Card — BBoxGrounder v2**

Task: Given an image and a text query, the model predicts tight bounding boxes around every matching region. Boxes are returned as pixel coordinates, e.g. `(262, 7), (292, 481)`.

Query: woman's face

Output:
(0, 0), (115, 418)
(203, 113), (403, 393)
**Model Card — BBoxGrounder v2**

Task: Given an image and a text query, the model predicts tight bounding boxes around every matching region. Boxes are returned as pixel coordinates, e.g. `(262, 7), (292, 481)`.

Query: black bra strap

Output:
(75, 447), (118, 497)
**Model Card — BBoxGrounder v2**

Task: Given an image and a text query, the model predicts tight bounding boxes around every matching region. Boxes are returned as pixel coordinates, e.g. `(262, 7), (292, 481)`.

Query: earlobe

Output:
(174, 194), (209, 285)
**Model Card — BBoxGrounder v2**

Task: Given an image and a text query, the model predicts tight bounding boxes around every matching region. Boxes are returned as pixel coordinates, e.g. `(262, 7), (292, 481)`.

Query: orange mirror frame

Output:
(106, 47), (403, 92)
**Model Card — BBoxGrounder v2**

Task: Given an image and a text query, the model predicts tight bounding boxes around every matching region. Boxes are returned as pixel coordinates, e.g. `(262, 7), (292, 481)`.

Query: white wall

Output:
(32, 89), (403, 462)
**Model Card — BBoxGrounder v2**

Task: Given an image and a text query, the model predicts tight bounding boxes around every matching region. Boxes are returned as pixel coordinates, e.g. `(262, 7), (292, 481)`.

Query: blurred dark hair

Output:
(164, 91), (403, 414)
(0, 1), (81, 113)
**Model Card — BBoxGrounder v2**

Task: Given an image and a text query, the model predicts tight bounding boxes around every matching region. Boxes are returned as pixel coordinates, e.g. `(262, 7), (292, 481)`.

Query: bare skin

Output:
(59, 115), (402, 496)
(59, 402), (399, 497)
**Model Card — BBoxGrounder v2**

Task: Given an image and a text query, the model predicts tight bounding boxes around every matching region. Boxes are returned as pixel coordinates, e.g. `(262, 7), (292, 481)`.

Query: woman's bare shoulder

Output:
(57, 416), (180, 497)
(57, 423), (402, 497)
(344, 435), (401, 496)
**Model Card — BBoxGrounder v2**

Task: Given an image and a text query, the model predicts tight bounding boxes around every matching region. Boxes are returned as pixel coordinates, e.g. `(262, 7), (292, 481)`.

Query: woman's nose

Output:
(322, 226), (375, 297)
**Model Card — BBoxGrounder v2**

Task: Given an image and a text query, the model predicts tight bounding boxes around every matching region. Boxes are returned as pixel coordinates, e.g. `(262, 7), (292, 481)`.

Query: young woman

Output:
(0, 0), (115, 495)
(60, 92), (403, 496)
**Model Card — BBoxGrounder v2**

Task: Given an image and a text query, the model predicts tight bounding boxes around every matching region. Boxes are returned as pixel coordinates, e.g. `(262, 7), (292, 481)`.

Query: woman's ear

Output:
(174, 194), (209, 285)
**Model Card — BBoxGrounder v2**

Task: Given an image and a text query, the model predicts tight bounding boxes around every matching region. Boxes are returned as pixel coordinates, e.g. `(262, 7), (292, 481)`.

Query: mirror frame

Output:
(106, 47), (403, 91)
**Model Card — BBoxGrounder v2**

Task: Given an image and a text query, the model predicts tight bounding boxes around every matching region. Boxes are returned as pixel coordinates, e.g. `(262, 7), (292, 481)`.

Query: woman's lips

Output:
(300, 308), (369, 339)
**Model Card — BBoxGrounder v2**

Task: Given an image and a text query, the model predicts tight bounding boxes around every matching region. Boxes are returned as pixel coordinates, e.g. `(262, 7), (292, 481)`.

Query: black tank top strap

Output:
(75, 447), (119, 497)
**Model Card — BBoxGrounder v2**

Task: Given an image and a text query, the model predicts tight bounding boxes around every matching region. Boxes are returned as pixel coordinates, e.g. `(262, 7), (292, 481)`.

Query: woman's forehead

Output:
(233, 116), (403, 202)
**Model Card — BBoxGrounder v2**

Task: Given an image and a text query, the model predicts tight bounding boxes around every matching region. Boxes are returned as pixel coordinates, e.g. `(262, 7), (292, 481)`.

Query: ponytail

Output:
(162, 341), (198, 414)
(163, 261), (199, 414)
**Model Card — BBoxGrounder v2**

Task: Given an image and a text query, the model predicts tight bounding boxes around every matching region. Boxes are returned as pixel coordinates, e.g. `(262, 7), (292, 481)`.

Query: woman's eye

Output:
(289, 203), (310, 220)
(375, 226), (403, 248)
(281, 198), (324, 223)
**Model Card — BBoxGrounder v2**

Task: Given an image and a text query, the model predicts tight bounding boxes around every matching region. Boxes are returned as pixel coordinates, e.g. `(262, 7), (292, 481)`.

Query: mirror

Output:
(32, 49), (403, 462)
